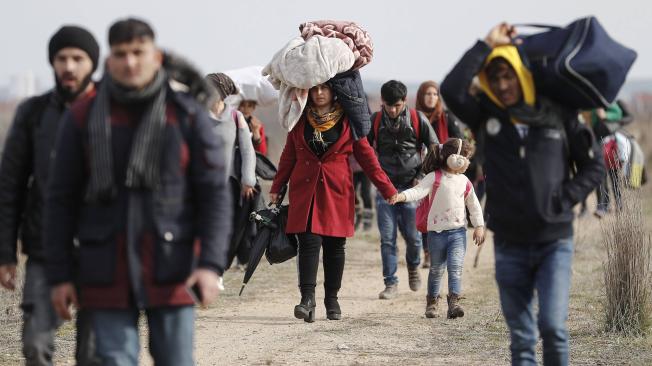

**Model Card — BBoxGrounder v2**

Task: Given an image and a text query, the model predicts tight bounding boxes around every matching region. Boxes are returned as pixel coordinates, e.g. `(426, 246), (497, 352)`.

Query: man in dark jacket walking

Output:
(441, 23), (604, 366)
(369, 80), (438, 299)
(44, 18), (231, 365)
(0, 25), (100, 366)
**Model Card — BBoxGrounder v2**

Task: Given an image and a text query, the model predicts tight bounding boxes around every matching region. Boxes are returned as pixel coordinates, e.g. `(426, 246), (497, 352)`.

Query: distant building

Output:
(0, 86), (9, 102)
(9, 71), (37, 100)
(0, 71), (41, 102)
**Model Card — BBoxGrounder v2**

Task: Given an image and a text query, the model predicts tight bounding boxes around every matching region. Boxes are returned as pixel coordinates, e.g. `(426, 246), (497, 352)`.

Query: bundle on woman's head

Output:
(262, 20), (374, 137)
(299, 20), (374, 70)
(423, 138), (475, 174)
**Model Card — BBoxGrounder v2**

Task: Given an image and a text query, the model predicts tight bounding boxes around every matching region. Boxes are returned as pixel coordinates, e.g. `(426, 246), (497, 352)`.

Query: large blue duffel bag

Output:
(516, 16), (637, 109)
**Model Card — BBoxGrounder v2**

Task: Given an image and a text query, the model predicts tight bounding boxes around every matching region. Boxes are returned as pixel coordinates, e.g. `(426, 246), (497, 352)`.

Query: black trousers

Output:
(297, 232), (346, 297)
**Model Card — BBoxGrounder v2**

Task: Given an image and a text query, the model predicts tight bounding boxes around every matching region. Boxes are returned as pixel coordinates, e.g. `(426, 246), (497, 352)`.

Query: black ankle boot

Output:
(324, 294), (341, 320)
(294, 294), (316, 323)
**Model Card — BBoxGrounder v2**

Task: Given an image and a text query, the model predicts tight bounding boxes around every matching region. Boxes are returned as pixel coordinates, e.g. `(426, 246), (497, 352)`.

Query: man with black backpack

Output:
(441, 23), (604, 365)
(0, 25), (100, 365)
(368, 80), (438, 299)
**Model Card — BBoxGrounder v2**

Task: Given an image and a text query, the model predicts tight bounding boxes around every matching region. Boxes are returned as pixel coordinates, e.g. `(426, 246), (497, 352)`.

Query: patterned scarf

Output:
(86, 70), (168, 202)
(306, 103), (344, 147)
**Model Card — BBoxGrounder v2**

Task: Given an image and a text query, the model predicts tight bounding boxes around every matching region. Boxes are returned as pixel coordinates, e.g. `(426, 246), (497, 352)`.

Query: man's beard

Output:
(55, 72), (93, 103)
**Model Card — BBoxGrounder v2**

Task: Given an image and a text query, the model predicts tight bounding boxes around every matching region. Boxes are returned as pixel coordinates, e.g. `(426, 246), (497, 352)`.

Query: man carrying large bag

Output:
(515, 16), (637, 110)
(441, 22), (605, 366)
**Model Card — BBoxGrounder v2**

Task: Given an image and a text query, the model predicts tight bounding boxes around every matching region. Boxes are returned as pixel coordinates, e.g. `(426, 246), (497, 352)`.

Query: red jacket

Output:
(271, 117), (396, 237)
(254, 124), (268, 155)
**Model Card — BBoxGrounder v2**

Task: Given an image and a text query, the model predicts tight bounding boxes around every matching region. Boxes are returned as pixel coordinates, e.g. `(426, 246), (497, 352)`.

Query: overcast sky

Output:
(1, 0), (650, 89)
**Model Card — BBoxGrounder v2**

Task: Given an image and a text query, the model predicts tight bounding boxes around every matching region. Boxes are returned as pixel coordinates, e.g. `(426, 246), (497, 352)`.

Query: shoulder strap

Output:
(232, 110), (239, 125)
(410, 109), (420, 142)
(464, 179), (473, 198)
(431, 169), (443, 199)
(372, 111), (382, 148)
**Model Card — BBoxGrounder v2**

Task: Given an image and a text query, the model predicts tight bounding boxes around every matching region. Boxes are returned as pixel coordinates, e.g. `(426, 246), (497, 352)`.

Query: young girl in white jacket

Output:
(390, 138), (485, 319)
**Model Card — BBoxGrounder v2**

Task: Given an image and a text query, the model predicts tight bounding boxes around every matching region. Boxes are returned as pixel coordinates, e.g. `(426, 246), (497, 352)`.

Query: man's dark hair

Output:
(108, 18), (155, 46)
(381, 80), (407, 105)
(485, 57), (513, 79)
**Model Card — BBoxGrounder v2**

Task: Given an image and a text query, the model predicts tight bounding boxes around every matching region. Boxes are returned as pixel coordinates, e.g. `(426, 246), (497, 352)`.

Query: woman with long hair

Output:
(270, 83), (397, 322)
(416, 81), (463, 142)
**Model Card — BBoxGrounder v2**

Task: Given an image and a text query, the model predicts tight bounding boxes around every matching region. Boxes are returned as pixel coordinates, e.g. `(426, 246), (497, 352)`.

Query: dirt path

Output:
(3, 213), (652, 365)
(166, 215), (652, 366)
(185, 230), (510, 366)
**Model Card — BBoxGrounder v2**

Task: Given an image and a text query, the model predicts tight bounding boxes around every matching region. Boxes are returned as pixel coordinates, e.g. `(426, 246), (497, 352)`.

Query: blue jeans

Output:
(494, 236), (574, 366)
(92, 306), (195, 366)
(376, 192), (422, 285)
(427, 228), (467, 297)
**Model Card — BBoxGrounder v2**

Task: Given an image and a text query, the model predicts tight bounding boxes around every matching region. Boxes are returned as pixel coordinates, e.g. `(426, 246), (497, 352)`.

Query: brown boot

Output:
(378, 283), (398, 299)
(408, 266), (421, 291)
(425, 295), (440, 318)
(447, 293), (464, 319)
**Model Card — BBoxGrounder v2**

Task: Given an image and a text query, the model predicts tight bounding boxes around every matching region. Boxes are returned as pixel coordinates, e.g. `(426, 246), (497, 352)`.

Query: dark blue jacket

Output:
(44, 85), (232, 309)
(441, 41), (605, 244)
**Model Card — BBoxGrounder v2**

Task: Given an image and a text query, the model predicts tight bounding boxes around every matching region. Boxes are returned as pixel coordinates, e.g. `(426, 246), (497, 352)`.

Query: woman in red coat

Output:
(270, 83), (397, 323)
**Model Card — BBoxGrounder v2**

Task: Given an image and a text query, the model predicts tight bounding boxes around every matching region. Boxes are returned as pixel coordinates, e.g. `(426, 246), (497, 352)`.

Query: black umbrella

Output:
(226, 178), (260, 268)
(227, 152), (276, 265)
(239, 185), (295, 296)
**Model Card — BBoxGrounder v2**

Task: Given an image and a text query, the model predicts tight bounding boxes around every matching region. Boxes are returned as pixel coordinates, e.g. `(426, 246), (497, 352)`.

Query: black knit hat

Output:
(48, 25), (100, 71)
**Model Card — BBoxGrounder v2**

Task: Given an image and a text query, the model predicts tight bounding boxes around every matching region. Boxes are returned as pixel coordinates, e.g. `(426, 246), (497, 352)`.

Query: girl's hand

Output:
(388, 193), (405, 205)
(269, 193), (280, 204)
(242, 185), (257, 200)
(473, 226), (486, 246)
(473, 226), (484, 246)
